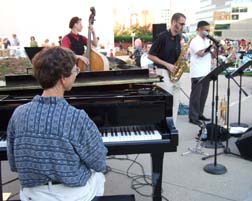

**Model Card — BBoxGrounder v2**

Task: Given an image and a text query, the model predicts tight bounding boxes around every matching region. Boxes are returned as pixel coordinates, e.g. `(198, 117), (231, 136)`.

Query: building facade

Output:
(196, 0), (252, 39)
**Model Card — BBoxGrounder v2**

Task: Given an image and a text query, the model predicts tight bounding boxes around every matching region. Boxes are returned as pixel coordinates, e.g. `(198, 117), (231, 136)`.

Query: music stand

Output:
(24, 47), (44, 62)
(229, 60), (251, 128)
(194, 62), (232, 174)
(213, 68), (244, 158)
(201, 61), (250, 160)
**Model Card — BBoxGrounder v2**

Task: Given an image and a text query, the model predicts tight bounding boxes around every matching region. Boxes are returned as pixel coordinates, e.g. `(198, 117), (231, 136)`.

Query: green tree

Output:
(114, 23), (152, 43)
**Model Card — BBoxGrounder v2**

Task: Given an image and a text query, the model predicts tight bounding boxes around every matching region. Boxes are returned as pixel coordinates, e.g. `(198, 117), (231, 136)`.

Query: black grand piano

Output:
(0, 69), (178, 201)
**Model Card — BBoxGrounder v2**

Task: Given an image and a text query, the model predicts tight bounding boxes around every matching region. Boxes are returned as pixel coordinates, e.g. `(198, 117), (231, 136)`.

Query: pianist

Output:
(7, 47), (107, 201)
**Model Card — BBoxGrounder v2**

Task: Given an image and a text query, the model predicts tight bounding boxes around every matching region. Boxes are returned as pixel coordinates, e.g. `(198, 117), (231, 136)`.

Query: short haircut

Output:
(197, 21), (210, 29)
(32, 47), (76, 89)
(171, 13), (186, 23)
(69, 16), (82, 29)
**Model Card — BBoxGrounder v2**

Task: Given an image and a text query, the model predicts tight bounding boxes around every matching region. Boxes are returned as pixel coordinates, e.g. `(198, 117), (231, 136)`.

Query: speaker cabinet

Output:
(236, 128), (252, 161)
(152, 23), (167, 42)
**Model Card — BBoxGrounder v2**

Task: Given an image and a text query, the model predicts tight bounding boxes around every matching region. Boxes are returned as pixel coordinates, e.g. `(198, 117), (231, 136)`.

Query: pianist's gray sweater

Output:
(7, 95), (107, 188)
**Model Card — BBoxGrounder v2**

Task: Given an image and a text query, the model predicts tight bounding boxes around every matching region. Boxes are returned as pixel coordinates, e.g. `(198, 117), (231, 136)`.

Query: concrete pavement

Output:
(1, 73), (252, 201)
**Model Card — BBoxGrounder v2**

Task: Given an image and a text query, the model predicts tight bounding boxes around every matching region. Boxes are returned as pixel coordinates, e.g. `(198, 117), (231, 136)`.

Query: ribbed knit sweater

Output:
(7, 95), (107, 188)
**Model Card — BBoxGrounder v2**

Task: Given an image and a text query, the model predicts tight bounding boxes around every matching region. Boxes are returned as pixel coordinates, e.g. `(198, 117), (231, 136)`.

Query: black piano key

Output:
(144, 127), (150, 135)
(124, 127), (128, 136)
(123, 127), (127, 136)
(136, 127), (142, 135)
(0, 132), (6, 140)
(148, 126), (154, 134)
(133, 126), (137, 135)
(121, 127), (125, 136)
(112, 128), (117, 136)
(128, 127), (131, 136)
(136, 126), (141, 135)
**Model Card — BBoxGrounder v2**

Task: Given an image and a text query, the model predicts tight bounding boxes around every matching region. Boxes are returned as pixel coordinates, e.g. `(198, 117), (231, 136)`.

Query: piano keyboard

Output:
(0, 126), (162, 148)
(100, 126), (162, 143)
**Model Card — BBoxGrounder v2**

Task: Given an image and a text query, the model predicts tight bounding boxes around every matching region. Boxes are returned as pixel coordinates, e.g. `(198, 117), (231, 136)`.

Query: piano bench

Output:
(94, 194), (135, 201)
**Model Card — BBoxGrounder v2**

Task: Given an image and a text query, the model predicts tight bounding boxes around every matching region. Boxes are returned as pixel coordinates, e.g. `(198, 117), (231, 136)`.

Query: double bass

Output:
(78, 7), (109, 72)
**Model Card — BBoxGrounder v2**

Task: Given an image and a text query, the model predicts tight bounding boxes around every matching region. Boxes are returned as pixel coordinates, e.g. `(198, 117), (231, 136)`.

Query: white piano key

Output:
(0, 140), (7, 148)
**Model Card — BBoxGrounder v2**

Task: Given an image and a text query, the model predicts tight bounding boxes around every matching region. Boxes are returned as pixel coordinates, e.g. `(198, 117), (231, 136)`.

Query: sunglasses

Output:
(178, 22), (186, 26)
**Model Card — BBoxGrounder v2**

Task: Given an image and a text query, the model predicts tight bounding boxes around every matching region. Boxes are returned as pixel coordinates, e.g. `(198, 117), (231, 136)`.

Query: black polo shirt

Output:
(149, 30), (181, 69)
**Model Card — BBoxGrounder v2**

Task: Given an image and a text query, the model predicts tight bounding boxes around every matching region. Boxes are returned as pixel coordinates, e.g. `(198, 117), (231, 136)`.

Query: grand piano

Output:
(0, 69), (178, 201)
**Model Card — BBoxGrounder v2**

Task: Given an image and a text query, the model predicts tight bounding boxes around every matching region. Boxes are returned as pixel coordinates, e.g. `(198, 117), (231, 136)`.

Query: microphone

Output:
(203, 31), (220, 45)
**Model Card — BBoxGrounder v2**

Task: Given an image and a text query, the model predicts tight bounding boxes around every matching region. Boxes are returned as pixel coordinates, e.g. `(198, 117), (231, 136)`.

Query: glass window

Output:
(232, 7), (239, 12)
(239, 7), (248, 12)
(232, 14), (239, 20)
(215, 24), (230, 30)
(214, 31), (222, 37)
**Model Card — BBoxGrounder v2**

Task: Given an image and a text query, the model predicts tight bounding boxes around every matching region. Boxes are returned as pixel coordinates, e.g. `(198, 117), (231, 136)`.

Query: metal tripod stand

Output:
(182, 123), (209, 156)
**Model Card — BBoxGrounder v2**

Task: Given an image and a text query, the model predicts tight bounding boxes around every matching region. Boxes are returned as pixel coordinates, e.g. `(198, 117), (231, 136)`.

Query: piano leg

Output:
(151, 152), (164, 201)
(0, 161), (3, 201)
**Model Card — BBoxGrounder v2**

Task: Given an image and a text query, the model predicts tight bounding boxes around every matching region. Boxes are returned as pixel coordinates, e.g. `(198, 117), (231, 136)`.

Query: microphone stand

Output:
(203, 42), (227, 175)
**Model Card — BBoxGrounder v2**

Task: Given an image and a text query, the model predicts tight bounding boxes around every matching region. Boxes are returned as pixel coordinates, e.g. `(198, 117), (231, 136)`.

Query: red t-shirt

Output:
(61, 32), (88, 49)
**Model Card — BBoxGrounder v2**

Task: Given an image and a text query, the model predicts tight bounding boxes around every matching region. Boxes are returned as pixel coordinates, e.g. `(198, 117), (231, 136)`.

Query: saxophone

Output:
(169, 38), (192, 82)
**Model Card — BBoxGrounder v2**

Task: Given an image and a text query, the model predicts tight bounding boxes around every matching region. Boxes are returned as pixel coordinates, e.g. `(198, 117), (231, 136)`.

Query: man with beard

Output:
(148, 13), (186, 125)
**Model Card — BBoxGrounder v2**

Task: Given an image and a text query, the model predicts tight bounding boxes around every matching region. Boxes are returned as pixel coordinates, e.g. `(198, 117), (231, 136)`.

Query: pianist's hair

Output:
(32, 47), (76, 89)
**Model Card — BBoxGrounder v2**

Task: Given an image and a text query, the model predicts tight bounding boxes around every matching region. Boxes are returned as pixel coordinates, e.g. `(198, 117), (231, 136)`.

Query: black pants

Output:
(135, 56), (141, 67)
(189, 77), (210, 120)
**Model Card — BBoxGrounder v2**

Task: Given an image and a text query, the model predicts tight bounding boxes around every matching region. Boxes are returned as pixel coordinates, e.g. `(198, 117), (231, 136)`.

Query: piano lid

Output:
(0, 69), (163, 92)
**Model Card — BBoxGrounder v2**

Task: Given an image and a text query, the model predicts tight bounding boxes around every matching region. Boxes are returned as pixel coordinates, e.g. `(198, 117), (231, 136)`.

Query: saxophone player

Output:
(148, 13), (186, 125)
(188, 21), (214, 126)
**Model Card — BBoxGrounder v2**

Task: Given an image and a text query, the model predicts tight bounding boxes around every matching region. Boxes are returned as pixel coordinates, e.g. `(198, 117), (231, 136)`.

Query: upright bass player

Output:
(61, 16), (98, 70)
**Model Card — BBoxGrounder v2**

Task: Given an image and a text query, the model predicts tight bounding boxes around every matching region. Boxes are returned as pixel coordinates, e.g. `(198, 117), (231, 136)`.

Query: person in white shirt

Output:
(189, 21), (214, 126)
(12, 34), (20, 46)
(140, 43), (153, 68)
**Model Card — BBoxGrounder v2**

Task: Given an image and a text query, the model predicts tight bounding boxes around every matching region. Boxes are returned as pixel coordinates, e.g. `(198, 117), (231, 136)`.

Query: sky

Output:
(0, 0), (200, 47)
(111, 0), (200, 24)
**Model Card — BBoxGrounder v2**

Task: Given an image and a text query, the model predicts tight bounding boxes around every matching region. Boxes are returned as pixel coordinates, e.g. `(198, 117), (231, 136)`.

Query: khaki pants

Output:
(20, 172), (105, 201)
(156, 68), (181, 126)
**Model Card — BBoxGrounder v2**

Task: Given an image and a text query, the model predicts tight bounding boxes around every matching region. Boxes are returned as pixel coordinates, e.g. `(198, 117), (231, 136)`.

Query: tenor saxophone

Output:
(169, 38), (192, 82)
